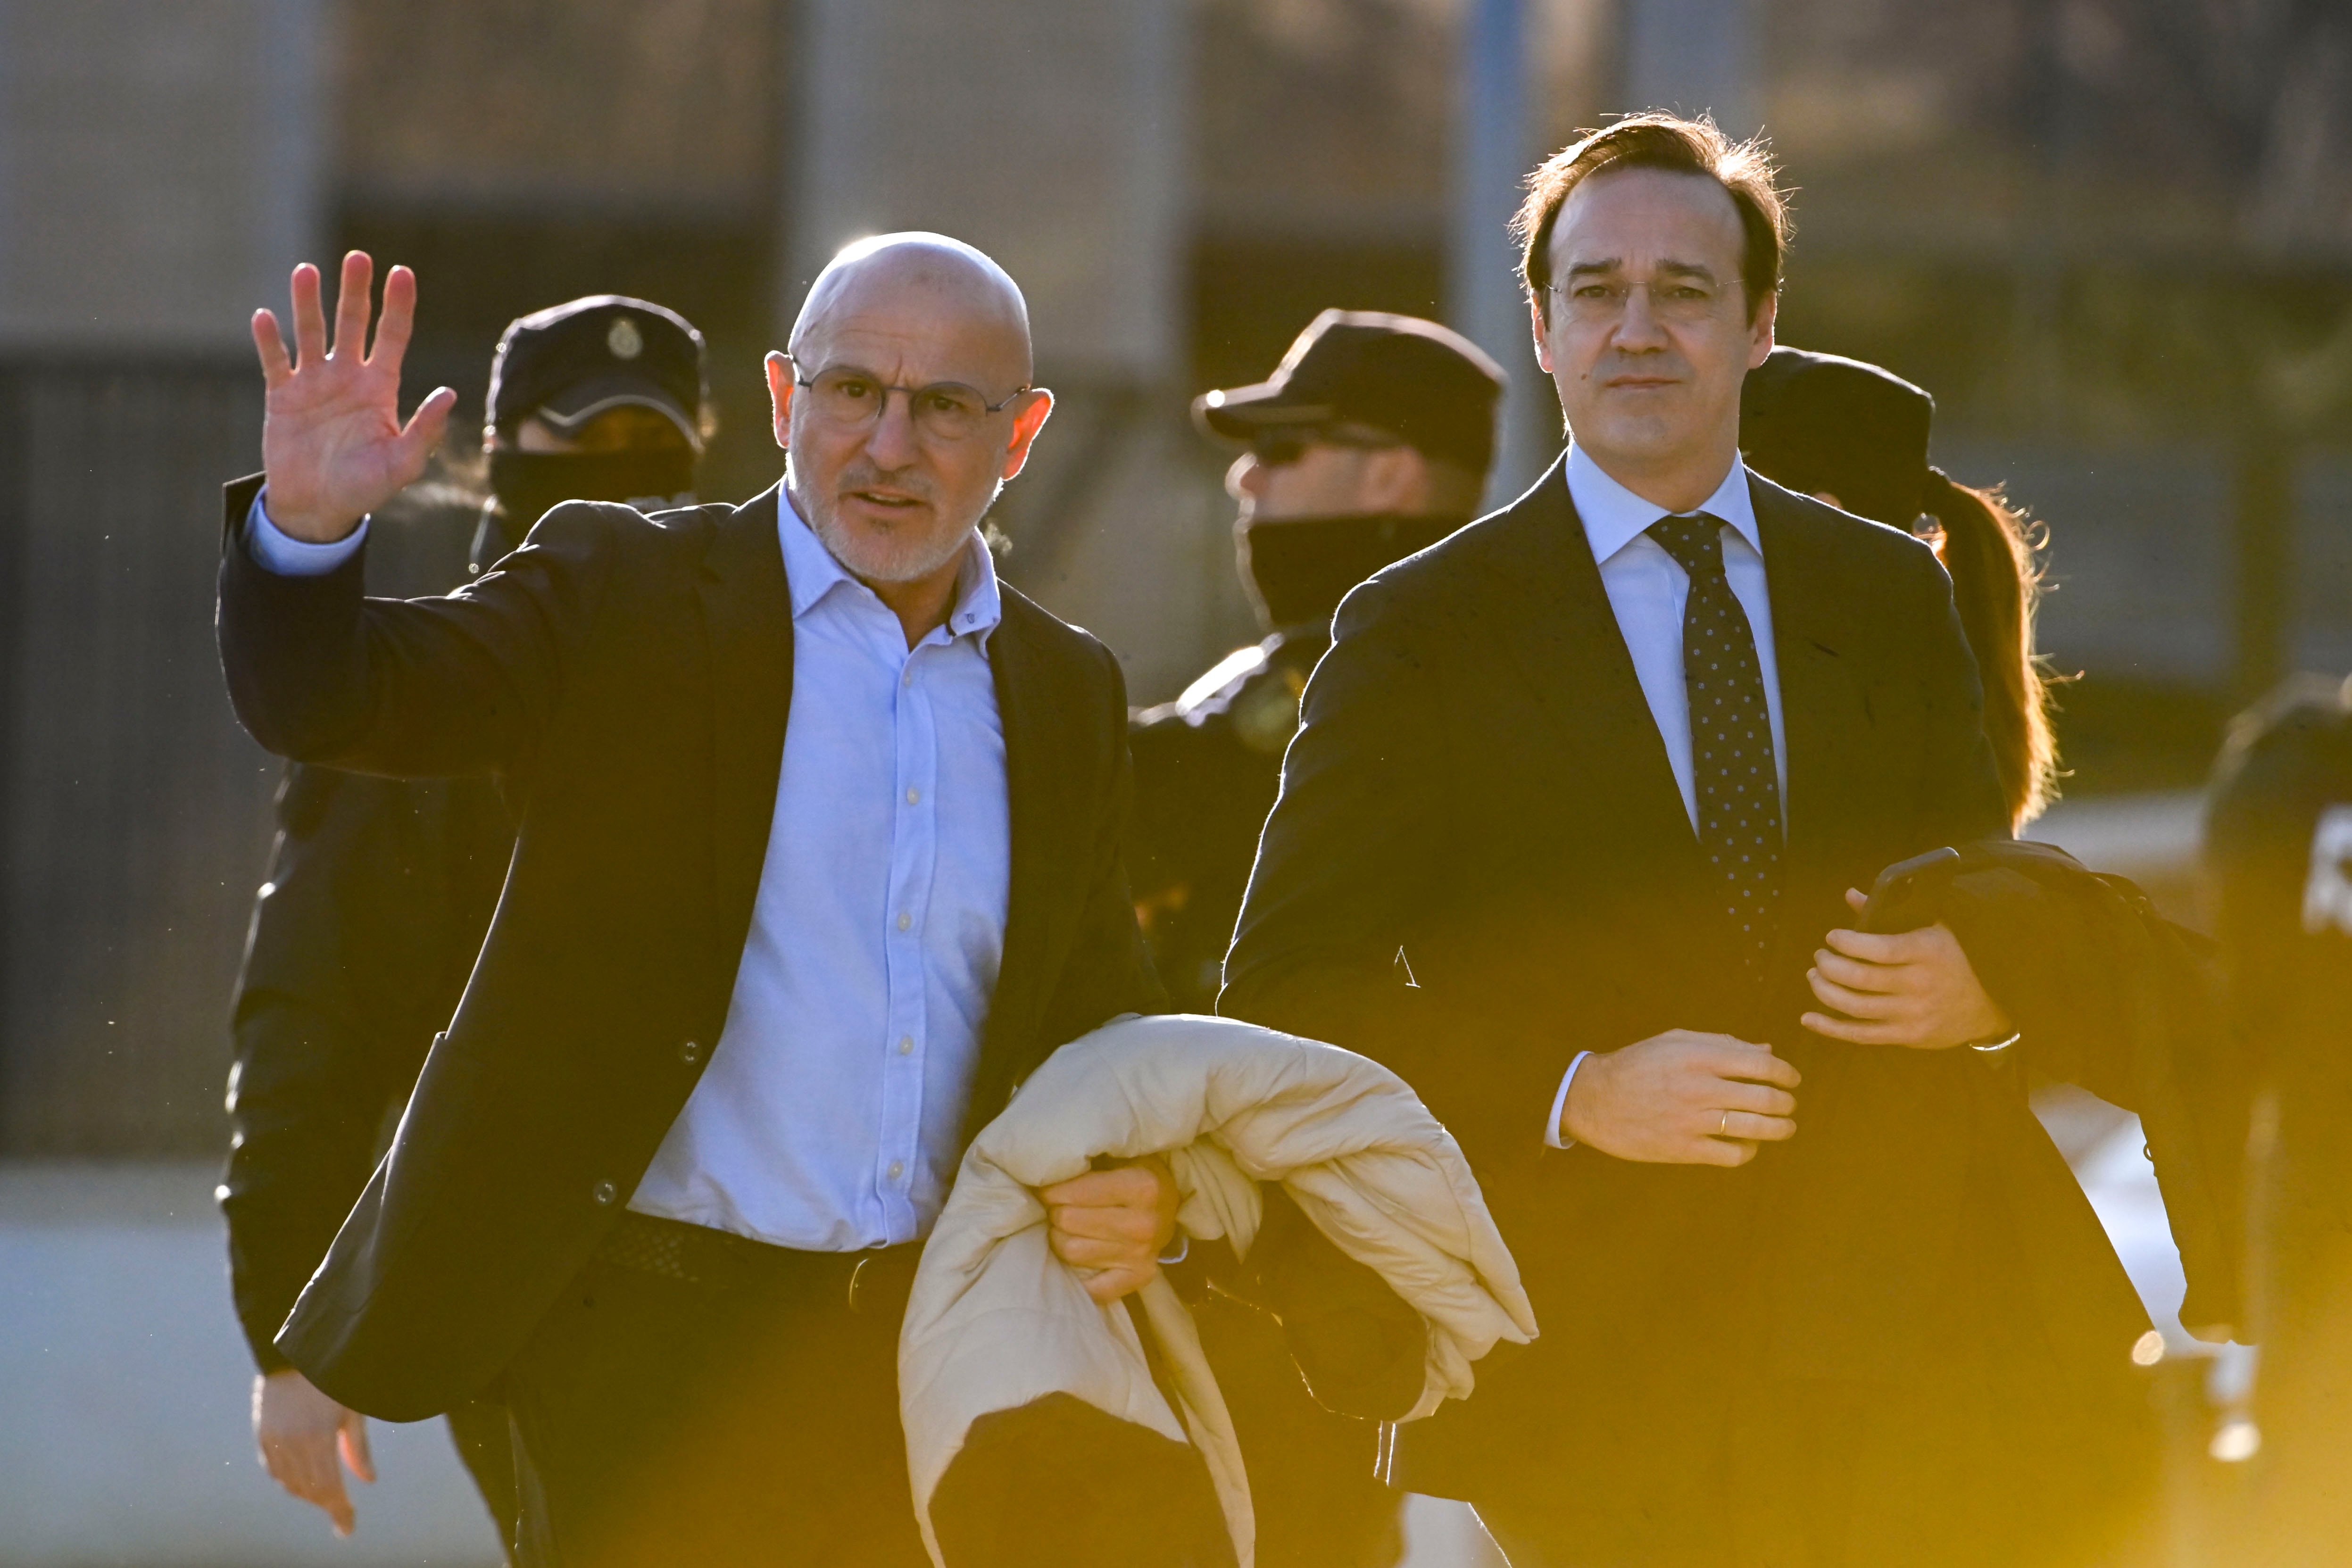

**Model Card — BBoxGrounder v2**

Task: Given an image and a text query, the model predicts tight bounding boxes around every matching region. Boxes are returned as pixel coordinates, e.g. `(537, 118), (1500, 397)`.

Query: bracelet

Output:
(1968, 1031), (2022, 1054)
(1157, 1233), (1189, 1267)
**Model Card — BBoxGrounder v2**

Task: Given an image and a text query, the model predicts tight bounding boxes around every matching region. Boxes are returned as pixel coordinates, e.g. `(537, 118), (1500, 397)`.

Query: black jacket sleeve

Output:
(1221, 576), (1444, 1020)
(217, 474), (625, 778)
(1217, 576), (1543, 1161)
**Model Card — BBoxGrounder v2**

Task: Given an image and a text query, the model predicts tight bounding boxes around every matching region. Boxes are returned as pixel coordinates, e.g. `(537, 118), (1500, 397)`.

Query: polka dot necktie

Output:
(1646, 513), (1784, 979)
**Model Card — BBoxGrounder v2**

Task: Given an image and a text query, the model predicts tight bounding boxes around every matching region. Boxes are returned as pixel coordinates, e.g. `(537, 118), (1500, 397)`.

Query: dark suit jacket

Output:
(1221, 456), (2150, 1530)
(216, 474), (1159, 1421)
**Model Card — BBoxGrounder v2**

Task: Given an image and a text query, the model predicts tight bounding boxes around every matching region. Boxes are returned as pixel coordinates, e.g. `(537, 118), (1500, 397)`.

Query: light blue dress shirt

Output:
(242, 494), (371, 574)
(242, 488), (1013, 1249)
(1544, 445), (1789, 1148)
(1566, 442), (1788, 827)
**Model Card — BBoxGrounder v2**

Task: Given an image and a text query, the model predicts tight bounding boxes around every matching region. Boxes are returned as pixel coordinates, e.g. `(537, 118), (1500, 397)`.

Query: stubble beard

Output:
(792, 460), (1000, 585)
(807, 501), (974, 585)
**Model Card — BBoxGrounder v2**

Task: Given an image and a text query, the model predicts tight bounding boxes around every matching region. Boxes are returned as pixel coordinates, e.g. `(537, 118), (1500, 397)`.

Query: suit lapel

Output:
(1753, 477), (1872, 972)
(969, 590), (1092, 1125)
(695, 485), (794, 969)
(1487, 453), (1708, 877)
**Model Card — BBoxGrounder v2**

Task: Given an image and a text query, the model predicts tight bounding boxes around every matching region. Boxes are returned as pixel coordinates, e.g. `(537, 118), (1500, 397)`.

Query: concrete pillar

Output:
(1451, 0), (1556, 506)
(1619, 0), (1761, 139)
(784, 0), (1231, 702)
(0, 0), (329, 349)
(0, 1), (331, 1153)
(783, 0), (1185, 381)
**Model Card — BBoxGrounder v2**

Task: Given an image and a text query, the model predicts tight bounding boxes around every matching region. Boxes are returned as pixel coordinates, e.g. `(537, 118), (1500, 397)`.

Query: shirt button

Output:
(897, 912), (911, 931)
(887, 1161), (905, 1180)
(905, 787), (920, 805)
(679, 1039), (702, 1066)
(902, 669), (914, 688)
(898, 1035), (914, 1055)
(591, 1180), (617, 1206)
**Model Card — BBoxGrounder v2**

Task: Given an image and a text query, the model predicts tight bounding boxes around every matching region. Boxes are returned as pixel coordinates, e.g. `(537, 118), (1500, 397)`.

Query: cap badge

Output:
(607, 317), (644, 360)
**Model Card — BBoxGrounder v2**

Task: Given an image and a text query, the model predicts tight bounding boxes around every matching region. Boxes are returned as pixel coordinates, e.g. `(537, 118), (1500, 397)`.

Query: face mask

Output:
(1240, 512), (1463, 630)
(488, 448), (698, 536)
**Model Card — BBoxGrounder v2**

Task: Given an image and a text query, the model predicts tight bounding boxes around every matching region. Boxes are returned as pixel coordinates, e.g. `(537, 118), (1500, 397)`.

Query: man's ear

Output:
(764, 351), (793, 448)
(1000, 389), (1055, 481)
(1746, 290), (1778, 370)
(1529, 295), (1555, 375)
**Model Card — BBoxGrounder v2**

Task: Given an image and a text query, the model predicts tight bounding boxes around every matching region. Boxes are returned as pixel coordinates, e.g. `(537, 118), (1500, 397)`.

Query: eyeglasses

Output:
(1248, 427), (1403, 468)
(788, 358), (1035, 443)
(1547, 276), (1729, 326)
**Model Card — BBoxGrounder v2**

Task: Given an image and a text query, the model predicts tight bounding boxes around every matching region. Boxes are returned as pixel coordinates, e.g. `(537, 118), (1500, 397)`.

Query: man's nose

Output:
(1229, 453), (1266, 501)
(865, 388), (923, 466)
(1615, 284), (1668, 348)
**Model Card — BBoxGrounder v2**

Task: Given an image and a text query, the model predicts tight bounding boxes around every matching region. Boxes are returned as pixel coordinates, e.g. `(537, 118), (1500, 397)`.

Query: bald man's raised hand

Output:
(250, 251), (457, 542)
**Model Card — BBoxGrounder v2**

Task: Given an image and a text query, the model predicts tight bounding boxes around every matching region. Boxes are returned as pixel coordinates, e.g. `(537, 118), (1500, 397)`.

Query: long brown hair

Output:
(1921, 470), (2059, 827)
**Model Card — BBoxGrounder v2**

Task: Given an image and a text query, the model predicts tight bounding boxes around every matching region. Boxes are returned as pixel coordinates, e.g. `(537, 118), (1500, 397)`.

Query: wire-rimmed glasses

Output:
(787, 356), (1036, 443)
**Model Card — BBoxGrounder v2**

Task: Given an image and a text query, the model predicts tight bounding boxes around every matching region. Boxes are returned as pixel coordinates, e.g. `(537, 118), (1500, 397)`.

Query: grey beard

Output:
(811, 509), (974, 584)
(789, 465), (1001, 585)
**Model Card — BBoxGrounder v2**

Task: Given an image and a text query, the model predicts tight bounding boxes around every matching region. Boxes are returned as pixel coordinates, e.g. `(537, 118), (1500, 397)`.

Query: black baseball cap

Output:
(1195, 309), (1507, 477)
(1740, 347), (1934, 529)
(487, 295), (708, 450)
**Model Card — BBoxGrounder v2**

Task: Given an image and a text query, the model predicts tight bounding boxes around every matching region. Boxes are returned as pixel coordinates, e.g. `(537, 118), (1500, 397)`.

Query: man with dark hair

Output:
(224, 294), (710, 1550)
(1223, 114), (2155, 1565)
(1516, 113), (1788, 324)
(1130, 309), (1503, 1015)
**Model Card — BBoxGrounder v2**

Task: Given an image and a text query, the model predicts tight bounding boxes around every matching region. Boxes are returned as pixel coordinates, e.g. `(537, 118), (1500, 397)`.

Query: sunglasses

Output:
(1248, 427), (1403, 468)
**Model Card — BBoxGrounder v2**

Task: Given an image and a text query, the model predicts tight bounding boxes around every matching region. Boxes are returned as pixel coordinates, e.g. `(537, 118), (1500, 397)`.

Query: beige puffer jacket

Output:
(899, 1012), (1538, 1568)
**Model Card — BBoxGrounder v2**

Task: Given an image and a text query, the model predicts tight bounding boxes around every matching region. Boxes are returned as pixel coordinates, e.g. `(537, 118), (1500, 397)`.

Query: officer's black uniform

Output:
(220, 297), (707, 1554)
(1132, 310), (1502, 1568)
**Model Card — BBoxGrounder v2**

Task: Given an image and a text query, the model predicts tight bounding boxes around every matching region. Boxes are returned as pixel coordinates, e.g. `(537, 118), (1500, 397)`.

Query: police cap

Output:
(1195, 309), (1505, 477)
(1740, 346), (1934, 529)
(488, 295), (708, 450)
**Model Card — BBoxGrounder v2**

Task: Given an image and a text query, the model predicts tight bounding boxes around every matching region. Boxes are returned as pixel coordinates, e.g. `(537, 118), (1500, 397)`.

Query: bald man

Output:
(214, 240), (1171, 1565)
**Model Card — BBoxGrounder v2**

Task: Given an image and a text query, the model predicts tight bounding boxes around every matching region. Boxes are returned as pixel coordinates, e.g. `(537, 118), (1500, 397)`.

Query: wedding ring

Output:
(1718, 1109), (1731, 1137)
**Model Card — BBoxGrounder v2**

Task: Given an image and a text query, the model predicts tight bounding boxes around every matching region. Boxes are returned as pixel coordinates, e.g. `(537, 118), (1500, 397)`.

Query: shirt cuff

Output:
(244, 489), (367, 576)
(1545, 1051), (1594, 1150)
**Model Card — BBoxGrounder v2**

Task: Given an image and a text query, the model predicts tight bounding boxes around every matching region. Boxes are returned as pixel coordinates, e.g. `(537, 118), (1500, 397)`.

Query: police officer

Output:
(1130, 311), (1501, 1568)
(1130, 310), (1504, 1015)
(221, 296), (710, 1550)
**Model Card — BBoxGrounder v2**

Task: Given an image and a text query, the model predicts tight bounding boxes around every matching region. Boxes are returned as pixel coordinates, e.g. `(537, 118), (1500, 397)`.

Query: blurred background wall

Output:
(0, 0), (2347, 1161)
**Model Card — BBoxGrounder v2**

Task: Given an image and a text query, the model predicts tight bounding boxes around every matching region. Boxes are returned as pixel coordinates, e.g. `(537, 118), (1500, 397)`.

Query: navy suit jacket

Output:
(1222, 455), (2150, 1528)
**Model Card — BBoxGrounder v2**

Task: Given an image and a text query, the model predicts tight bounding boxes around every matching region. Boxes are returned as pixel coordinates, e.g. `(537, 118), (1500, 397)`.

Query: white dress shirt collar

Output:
(776, 485), (1004, 648)
(1564, 442), (1760, 565)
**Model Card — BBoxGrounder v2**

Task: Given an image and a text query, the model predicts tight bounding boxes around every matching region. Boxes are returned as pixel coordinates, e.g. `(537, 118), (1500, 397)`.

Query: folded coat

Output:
(899, 1012), (1538, 1568)
(1929, 837), (2245, 1334)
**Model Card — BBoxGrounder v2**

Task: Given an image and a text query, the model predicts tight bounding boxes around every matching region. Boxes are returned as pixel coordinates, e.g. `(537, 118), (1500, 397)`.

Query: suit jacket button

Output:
(592, 1180), (617, 1206)
(679, 1039), (702, 1066)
